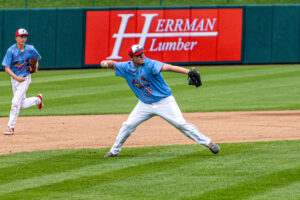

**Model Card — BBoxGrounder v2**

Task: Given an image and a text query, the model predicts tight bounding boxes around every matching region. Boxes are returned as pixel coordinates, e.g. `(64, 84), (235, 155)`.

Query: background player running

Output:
(100, 44), (219, 157)
(2, 28), (43, 135)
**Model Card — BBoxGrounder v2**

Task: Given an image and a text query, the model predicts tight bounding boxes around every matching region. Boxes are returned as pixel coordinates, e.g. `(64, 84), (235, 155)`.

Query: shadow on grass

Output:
(184, 167), (300, 200)
(0, 143), (254, 199)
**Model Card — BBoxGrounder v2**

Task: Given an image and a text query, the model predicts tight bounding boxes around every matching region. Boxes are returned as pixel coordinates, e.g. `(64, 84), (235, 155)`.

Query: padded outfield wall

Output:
(0, 5), (299, 70)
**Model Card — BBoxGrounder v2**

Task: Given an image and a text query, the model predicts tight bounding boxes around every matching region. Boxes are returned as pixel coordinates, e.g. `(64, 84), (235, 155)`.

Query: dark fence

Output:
(0, 5), (299, 69)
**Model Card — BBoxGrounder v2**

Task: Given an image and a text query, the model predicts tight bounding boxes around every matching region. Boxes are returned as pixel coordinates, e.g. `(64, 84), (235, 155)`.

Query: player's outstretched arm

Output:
(161, 64), (189, 74)
(100, 60), (116, 69)
(162, 64), (202, 87)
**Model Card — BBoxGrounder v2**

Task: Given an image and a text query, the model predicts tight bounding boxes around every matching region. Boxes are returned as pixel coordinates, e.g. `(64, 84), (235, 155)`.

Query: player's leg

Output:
(19, 76), (42, 109)
(20, 95), (41, 109)
(155, 96), (212, 147)
(108, 100), (153, 156)
(7, 77), (30, 130)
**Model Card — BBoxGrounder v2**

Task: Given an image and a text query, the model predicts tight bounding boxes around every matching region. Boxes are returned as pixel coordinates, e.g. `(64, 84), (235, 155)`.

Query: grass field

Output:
(0, 64), (299, 116)
(0, 141), (299, 199)
(0, 0), (298, 9)
(1, 2), (299, 200)
(0, 64), (299, 199)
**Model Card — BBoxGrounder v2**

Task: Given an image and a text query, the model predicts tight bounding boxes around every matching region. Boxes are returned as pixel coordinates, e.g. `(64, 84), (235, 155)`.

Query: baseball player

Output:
(100, 44), (220, 157)
(2, 28), (43, 135)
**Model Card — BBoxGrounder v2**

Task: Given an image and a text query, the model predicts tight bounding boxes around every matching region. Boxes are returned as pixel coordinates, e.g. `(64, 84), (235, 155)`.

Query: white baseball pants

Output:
(110, 95), (211, 155)
(8, 75), (41, 129)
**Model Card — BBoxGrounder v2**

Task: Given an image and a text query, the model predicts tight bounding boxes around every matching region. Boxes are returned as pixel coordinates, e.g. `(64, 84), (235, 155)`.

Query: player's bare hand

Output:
(100, 60), (109, 68)
(100, 60), (115, 69)
(15, 77), (25, 82)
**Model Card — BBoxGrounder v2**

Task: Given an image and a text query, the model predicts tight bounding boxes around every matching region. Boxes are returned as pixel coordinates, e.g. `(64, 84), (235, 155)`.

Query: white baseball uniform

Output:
(109, 57), (211, 155)
(2, 44), (42, 129)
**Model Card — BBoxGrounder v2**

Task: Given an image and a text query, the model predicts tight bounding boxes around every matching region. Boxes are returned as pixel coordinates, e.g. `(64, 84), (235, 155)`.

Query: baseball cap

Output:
(128, 44), (145, 56)
(15, 28), (29, 37)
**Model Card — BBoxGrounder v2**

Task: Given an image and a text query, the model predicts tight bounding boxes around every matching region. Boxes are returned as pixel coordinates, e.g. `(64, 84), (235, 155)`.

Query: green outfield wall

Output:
(0, 8), (84, 69)
(243, 6), (273, 63)
(244, 5), (300, 64)
(0, 5), (299, 70)
(0, 11), (3, 62)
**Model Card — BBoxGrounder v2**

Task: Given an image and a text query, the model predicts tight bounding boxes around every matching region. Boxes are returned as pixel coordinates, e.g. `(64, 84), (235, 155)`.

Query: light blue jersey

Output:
(2, 44), (41, 77)
(115, 57), (172, 104)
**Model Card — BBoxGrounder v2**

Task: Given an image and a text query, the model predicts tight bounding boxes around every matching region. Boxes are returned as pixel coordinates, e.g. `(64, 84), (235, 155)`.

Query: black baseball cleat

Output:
(104, 152), (118, 158)
(208, 142), (220, 154)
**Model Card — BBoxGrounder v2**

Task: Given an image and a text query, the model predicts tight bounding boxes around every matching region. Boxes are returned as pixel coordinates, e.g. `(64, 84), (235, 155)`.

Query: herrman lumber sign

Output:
(85, 8), (242, 64)
(107, 14), (218, 58)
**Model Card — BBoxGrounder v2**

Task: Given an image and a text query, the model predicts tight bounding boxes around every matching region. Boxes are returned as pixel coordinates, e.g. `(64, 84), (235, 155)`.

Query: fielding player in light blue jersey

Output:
(100, 44), (220, 157)
(2, 28), (43, 135)
(114, 57), (171, 104)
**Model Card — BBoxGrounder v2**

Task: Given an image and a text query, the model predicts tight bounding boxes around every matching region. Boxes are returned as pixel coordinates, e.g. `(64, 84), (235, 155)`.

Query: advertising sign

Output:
(85, 8), (243, 65)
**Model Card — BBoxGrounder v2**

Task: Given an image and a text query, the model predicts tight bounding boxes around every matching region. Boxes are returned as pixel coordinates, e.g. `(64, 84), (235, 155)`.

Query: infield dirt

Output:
(0, 110), (299, 155)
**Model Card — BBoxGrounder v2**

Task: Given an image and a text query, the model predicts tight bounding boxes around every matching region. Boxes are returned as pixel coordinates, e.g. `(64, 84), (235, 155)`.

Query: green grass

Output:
(0, 140), (299, 199)
(0, 0), (298, 9)
(0, 64), (299, 199)
(0, 64), (299, 116)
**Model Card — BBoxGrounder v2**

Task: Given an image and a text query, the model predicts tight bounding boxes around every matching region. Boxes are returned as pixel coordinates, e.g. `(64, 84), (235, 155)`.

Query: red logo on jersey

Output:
(141, 75), (149, 82)
(132, 76), (153, 94)
(132, 76), (149, 86)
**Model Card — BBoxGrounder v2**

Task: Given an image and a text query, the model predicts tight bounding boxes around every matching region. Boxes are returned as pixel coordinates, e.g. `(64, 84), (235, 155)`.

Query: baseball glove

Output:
(188, 69), (202, 87)
(29, 58), (38, 73)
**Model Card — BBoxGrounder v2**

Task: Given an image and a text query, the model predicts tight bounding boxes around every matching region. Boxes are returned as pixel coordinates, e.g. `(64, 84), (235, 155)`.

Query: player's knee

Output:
(122, 121), (136, 132)
(174, 119), (188, 129)
(11, 100), (21, 109)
